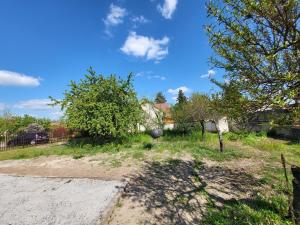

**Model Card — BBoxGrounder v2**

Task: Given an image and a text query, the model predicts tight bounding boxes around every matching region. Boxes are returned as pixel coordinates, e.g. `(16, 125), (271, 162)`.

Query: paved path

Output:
(0, 174), (123, 225)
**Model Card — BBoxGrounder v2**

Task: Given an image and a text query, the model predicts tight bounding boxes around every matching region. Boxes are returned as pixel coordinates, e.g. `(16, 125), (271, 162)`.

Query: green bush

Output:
(143, 142), (154, 150)
(83, 144), (93, 150)
(50, 68), (142, 139)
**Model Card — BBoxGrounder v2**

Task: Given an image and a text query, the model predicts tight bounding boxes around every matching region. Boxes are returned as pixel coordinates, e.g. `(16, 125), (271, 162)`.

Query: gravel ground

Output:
(0, 174), (123, 225)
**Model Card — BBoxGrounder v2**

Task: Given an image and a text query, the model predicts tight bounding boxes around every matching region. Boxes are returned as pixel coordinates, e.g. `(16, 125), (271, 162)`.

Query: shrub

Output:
(50, 125), (69, 138)
(23, 123), (45, 134)
(143, 142), (154, 150)
(50, 67), (142, 139)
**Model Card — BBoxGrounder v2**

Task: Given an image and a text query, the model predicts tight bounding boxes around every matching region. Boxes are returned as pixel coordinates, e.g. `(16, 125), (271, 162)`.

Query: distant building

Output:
(140, 102), (229, 133)
(154, 103), (174, 130)
(138, 102), (163, 131)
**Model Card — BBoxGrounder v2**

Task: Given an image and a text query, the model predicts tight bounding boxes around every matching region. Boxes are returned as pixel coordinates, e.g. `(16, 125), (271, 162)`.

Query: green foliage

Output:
(0, 113), (51, 134)
(210, 81), (255, 130)
(143, 142), (154, 150)
(176, 89), (187, 105)
(206, 0), (300, 116)
(51, 67), (142, 139)
(171, 90), (190, 133)
(154, 91), (167, 104)
(171, 93), (212, 134)
(171, 103), (194, 133)
(188, 93), (211, 122)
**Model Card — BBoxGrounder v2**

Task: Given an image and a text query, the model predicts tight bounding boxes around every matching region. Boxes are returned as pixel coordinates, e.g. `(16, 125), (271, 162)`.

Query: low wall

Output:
(272, 126), (300, 140)
(246, 123), (300, 140)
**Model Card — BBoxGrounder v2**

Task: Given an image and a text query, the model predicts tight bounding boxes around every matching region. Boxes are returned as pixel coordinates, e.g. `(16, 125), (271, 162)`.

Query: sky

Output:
(0, 0), (223, 120)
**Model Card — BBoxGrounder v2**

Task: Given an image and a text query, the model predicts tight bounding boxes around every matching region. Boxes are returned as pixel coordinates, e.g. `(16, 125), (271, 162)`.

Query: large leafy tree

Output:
(171, 93), (211, 137)
(155, 92), (167, 104)
(172, 90), (189, 133)
(206, 0), (300, 111)
(51, 68), (142, 138)
(187, 93), (211, 140)
(210, 80), (254, 130)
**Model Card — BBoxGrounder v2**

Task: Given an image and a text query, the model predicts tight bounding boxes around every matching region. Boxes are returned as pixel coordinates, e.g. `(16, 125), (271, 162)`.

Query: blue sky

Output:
(0, 0), (222, 119)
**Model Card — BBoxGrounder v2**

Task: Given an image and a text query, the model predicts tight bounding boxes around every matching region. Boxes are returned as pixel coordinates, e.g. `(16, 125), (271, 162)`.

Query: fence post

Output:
(4, 131), (7, 151)
(292, 165), (300, 224)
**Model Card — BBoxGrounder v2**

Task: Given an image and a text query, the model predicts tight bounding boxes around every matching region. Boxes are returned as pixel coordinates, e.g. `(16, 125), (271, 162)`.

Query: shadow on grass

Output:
(124, 159), (264, 225)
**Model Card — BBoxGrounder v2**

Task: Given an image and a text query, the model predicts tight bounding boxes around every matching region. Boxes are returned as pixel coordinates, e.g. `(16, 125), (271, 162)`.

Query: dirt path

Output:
(0, 155), (139, 181)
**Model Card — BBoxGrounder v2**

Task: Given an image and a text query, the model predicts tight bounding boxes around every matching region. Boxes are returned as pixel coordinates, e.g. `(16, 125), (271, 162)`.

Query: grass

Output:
(203, 194), (293, 225)
(0, 131), (299, 224)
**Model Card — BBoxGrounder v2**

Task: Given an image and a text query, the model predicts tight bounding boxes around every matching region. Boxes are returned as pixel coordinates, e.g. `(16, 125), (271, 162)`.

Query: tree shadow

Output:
(123, 159), (262, 225)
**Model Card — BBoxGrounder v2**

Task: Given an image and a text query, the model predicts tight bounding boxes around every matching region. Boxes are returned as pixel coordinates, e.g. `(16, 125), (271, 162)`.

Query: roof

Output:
(154, 103), (173, 122)
(154, 103), (171, 113)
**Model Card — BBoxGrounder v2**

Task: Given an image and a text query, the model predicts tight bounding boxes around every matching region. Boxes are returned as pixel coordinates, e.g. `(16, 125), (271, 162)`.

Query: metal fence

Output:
(0, 132), (69, 151)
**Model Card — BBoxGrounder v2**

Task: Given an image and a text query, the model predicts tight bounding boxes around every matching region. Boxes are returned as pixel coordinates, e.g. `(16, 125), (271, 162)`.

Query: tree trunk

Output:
(292, 165), (300, 224)
(200, 120), (205, 141)
(213, 120), (224, 152)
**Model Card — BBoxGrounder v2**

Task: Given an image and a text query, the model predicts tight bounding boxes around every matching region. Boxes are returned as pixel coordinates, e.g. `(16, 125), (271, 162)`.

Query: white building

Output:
(139, 102), (229, 133)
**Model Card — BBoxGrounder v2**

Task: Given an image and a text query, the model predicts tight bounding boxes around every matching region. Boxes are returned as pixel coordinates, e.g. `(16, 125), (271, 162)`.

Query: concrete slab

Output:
(0, 174), (123, 225)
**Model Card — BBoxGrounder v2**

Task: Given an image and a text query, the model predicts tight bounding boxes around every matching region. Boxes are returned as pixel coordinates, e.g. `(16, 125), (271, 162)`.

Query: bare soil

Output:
(106, 158), (264, 225)
(0, 155), (139, 181)
(0, 150), (265, 225)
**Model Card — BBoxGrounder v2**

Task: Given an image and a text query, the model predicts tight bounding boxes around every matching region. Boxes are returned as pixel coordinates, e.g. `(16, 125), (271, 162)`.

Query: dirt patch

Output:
(0, 150), (266, 225)
(0, 155), (139, 181)
(106, 159), (262, 225)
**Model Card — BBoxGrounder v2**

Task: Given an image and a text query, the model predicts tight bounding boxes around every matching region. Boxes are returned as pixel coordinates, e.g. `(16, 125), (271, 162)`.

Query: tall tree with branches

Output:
(206, 0), (300, 112)
(155, 92), (167, 104)
(206, 0), (300, 221)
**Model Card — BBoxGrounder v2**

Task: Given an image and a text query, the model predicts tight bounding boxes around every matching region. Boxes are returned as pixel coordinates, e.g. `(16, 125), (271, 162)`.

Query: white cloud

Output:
(167, 86), (190, 95)
(201, 69), (216, 78)
(131, 15), (149, 27)
(121, 32), (169, 62)
(0, 70), (40, 87)
(0, 103), (6, 111)
(136, 71), (166, 80)
(168, 86), (191, 102)
(157, 0), (178, 19)
(14, 99), (54, 110)
(147, 75), (166, 80)
(103, 4), (126, 36)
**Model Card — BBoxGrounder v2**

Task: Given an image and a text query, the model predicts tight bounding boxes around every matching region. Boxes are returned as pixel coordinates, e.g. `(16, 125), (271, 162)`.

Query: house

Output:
(140, 101), (229, 133)
(206, 117), (229, 133)
(138, 102), (163, 132)
(154, 103), (174, 130)
(248, 95), (300, 140)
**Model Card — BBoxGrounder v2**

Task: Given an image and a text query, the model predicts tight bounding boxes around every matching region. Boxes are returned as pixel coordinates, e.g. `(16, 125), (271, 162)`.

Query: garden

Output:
(0, 130), (299, 224)
(0, 0), (299, 224)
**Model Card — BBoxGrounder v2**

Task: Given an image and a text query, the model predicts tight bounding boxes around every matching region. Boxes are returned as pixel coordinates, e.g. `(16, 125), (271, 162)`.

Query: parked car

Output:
(7, 132), (49, 147)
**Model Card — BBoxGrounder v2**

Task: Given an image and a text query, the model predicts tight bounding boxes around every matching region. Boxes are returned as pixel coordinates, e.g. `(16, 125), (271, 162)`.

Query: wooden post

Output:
(200, 120), (205, 141)
(281, 154), (294, 221)
(213, 120), (224, 152)
(4, 131), (7, 151)
(292, 165), (300, 224)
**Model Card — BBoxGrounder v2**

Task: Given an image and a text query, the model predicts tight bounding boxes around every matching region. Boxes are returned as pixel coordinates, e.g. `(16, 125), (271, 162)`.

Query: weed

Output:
(110, 159), (122, 167)
(143, 142), (154, 150)
(73, 154), (84, 159)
